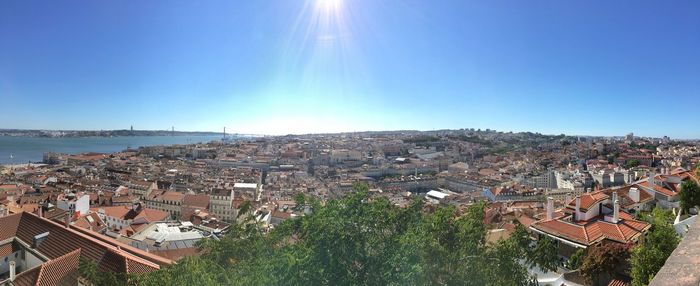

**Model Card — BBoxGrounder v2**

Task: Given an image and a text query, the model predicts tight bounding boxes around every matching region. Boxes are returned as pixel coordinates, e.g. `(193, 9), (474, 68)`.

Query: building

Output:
(92, 204), (169, 236)
(126, 180), (157, 199)
(0, 212), (170, 285)
(233, 182), (261, 202)
(530, 192), (650, 258)
(55, 192), (90, 217)
(209, 189), (236, 222)
(632, 168), (700, 209)
(144, 190), (185, 219)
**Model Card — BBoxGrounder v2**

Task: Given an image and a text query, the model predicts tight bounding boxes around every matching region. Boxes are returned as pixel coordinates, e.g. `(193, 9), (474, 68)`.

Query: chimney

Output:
(37, 206), (43, 218)
(546, 197), (554, 220)
(648, 172), (656, 186)
(9, 261), (16, 281)
(33, 232), (49, 248)
(612, 198), (620, 224)
(629, 187), (640, 203)
(565, 194), (572, 205)
(65, 214), (71, 228)
(575, 196), (581, 221)
(612, 192), (618, 207)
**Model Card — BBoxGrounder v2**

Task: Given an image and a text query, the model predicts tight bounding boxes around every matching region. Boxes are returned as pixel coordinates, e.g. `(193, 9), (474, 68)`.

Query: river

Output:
(0, 135), (225, 164)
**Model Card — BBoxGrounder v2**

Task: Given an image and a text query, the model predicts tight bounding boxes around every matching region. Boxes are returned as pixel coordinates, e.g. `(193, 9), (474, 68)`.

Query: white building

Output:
(56, 192), (90, 216)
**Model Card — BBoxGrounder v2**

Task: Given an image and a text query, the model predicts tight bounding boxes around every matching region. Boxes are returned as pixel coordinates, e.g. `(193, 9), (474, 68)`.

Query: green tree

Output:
(679, 180), (700, 212)
(138, 184), (537, 286)
(630, 209), (680, 286)
(566, 248), (585, 270)
(528, 236), (559, 272)
(78, 259), (130, 286)
(625, 159), (640, 168)
(293, 193), (306, 210)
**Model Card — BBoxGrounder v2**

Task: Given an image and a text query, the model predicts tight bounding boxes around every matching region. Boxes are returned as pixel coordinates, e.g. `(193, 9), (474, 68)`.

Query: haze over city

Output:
(1, 0), (698, 138)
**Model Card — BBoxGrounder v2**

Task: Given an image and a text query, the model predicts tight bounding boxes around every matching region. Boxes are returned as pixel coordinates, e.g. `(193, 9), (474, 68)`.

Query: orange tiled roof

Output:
(531, 212), (650, 246)
(0, 212), (172, 285)
(637, 181), (677, 197)
(567, 191), (609, 211)
(600, 185), (654, 208)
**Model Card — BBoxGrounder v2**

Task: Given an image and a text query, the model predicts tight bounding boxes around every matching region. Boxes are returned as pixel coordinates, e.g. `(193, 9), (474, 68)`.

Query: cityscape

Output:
(1, 130), (699, 285)
(1, 0), (699, 286)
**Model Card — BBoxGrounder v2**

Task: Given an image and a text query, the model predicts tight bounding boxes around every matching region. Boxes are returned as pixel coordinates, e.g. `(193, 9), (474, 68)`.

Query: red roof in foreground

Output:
(0, 212), (172, 285)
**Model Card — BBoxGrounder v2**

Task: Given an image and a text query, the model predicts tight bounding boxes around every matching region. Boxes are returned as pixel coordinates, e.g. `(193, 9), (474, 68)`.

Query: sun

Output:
(316, 0), (342, 12)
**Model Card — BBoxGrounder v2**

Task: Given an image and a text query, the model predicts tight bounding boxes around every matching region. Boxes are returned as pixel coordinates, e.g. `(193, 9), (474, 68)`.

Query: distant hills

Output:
(0, 129), (222, 138)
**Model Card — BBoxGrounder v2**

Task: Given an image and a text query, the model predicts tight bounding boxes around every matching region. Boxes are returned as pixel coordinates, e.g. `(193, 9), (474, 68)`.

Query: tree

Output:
(78, 259), (130, 286)
(528, 236), (559, 272)
(630, 209), (680, 286)
(293, 193), (306, 210)
(580, 243), (631, 286)
(679, 180), (700, 213)
(136, 184), (537, 286)
(566, 248), (585, 270)
(625, 159), (640, 169)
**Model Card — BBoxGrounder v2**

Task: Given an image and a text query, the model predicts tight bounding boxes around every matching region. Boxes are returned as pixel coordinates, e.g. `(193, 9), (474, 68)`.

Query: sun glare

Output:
(316, 0), (342, 12)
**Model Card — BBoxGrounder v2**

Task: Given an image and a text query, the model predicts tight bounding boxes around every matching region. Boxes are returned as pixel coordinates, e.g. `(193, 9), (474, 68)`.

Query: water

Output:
(0, 135), (225, 164)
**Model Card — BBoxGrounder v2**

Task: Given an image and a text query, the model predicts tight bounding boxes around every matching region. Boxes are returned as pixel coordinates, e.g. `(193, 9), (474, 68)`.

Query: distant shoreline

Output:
(0, 129), (223, 138)
(0, 135), (227, 165)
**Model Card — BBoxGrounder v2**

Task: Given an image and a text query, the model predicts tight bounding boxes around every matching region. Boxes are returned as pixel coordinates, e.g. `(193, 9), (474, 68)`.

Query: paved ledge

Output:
(650, 215), (700, 286)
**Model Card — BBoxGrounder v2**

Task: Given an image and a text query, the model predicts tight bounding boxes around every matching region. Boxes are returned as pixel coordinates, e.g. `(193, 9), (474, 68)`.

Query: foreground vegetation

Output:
(80, 183), (686, 285)
(115, 183), (542, 285)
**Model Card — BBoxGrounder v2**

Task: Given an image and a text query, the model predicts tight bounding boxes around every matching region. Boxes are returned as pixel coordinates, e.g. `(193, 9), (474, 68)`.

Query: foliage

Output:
(449, 135), (494, 147)
(403, 136), (441, 144)
(580, 243), (630, 286)
(78, 259), (130, 286)
(566, 248), (585, 270)
(630, 208), (680, 286)
(527, 236), (559, 272)
(137, 184), (538, 286)
(133, 256), (231, 286)
(293, 193), (306, 210)
(680, 180), (700, 212)
(625, 159), (640, 169)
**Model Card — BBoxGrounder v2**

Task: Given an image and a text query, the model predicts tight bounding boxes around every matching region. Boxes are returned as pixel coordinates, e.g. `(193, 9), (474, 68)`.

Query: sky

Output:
(0, 1), (698, 138)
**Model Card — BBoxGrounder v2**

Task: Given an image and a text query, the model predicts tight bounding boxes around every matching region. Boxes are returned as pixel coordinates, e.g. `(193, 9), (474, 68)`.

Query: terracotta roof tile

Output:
(0, 243), (13, 257)
(531, 211), (650, 246)
(0, 214), (21, 241)
(35, 248), (81, 286)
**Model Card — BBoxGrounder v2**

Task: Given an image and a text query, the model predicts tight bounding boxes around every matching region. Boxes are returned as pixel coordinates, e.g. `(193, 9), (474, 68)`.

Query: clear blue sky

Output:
(1, 1), (698, 137)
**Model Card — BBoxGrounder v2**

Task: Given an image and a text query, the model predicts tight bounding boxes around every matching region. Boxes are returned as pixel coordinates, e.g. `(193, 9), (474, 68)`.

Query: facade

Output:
(209, 189), (236, 222)
(55, 192), (90, 217)
(126, 180), (157, 199)
(144, 190), (185, 219)
(93, 204), (169, 233)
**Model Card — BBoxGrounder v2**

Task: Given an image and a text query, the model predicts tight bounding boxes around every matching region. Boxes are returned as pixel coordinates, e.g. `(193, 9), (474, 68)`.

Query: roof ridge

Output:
(34, 263), (46, 286)
(23, 212), (170, 268)
(35, 248), (82, 285)
(614, 223), (626, 240)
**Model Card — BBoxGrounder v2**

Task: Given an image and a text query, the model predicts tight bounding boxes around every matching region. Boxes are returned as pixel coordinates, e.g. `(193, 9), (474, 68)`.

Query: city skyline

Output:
(1, 0), (699, 138)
